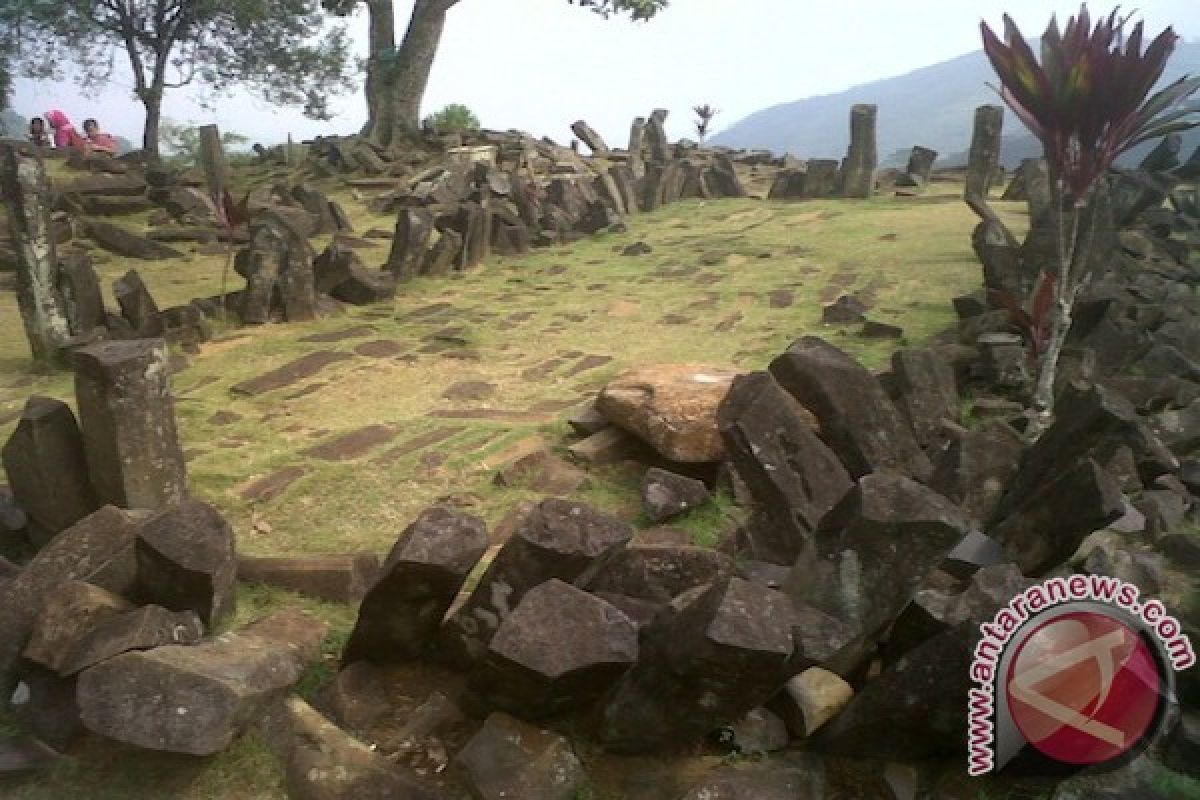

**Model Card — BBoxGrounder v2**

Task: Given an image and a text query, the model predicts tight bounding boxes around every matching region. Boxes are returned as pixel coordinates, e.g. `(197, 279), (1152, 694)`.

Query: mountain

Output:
(711, 42), (1200, 168)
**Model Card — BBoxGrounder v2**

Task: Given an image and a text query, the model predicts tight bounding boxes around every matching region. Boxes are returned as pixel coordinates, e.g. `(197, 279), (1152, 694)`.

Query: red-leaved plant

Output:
(980, 6), (1200, 427)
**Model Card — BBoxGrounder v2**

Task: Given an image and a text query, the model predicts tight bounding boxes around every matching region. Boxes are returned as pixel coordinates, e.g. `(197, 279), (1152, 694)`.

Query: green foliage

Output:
(981, 5), (1200, 202)
(9, 0), (353, 154)
(694, 103), (719, 142)
(568, 0), (669, 21)
(422, 102), (481, 133)
(158, 118), (250, 168)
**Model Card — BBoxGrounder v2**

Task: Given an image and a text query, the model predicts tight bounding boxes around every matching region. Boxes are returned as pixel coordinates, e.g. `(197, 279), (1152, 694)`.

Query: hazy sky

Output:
(10, 0), (1200, 150)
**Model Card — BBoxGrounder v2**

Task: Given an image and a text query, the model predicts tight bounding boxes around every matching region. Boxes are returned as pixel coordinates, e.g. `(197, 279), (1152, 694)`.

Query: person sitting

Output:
(82, 118), (119, 155)
(43, 110), (87, 150)
(28, 117), (52, 148)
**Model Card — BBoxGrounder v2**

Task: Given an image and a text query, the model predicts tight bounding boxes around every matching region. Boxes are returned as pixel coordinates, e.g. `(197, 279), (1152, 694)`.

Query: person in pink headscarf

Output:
(43, 110), (85, 150)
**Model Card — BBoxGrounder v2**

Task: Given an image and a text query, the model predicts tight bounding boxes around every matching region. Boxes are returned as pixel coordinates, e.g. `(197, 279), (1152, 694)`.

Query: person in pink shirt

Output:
(82, 118), (119, 155)
(44, 110), (85, 150)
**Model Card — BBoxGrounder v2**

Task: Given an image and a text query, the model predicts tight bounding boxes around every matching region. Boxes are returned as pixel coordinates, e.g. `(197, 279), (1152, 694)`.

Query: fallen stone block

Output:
(237, 553), (380, 604)
(57, 604), (204, 676)
(0, 506), (140, 694)
(77, 608), (327, 756)
(717, 371), (852, 565)
(284, 695), (445, 800)
(343, 506), (488, 664)
(597, 364), (739, 463)
(640, 467), (711, 523)
(453, 712), (587, 800)
(2, 396), (99, 548)
(599, 578), (795, 752)
(770, 336), (931, 480)
(22, 581), (132, 673)
(136, 499), (237, 628)
(439, 498), (632, 665)
(470, 579), (638, 717)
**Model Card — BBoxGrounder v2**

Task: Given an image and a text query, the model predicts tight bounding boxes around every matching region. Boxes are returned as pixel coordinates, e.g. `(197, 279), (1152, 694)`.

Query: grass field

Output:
(0, 168), (1034, 798)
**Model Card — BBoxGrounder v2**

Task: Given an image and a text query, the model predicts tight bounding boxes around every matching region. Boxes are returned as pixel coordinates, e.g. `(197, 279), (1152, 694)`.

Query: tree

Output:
(693, 103), (718, 143)
(10, 1), (354, 160)
(159, 118), (250, 166)
(980, 6), (1200, 428)
(324, 0), (669, 150)
(422, 102), (479, 133)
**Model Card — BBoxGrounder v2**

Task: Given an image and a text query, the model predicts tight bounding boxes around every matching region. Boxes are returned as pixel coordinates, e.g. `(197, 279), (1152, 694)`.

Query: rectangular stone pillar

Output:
(73, 339), (188, 510)
(839, 104), (878, 198)
(0, 143), (72, 367)
(965, 105), (1004, 201)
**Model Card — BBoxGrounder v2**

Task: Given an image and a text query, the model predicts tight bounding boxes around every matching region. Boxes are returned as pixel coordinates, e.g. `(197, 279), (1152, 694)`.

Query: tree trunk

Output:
(362, 0), (397, 145)
(141, 90), (164, 162)
(0, 144), (71, 368)
(388, 0), (456, 140)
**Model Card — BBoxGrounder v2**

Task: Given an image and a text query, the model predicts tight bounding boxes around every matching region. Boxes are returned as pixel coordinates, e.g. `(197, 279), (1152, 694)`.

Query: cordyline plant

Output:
(981, 5), (1200, 426)
(694, 104), (719, 143)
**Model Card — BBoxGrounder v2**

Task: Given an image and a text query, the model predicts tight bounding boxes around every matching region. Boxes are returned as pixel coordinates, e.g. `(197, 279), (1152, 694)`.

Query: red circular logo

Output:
(1005, 611), (1162, 765)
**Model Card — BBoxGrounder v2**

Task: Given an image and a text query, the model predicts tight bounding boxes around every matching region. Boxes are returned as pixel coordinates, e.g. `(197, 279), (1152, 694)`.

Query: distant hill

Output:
(712, 41), (1200, 168)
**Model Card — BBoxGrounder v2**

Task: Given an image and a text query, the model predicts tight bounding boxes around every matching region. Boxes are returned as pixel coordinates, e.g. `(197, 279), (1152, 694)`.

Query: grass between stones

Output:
(0, 173), (1030, 798)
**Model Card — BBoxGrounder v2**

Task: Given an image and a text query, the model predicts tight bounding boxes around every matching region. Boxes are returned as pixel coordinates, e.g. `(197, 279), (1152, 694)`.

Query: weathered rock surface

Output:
(599, 578), (795, 752)
(2, 396), (99, 547)
(136, 499), (237, 627)
(785, 473), (973, 640)
(73, 339), (188, 510)
(778, 667), (854, 737)
(929, 420), (1025, 526)
(76, 608), (327, 755)
(470, 579), (638, 717)
(439, 498), (632, 665)
(0, 506), (140, 693)
(57, 604), (204, 676)
(597, 364), (739, 462)
(718, 371), (852, 564)
(284, 695), (445, 800)
(640, 467), (712, 522)
(238, 553), (380, 604)
(344, 506), (487, 664)
(890, 347), (959, 449)
(581, 543), (734, 606)
(770, 337), (931, 480)
(987, 459), (1124, 576)
(453, 712), (587, 800)
(22, 581), (132, 673)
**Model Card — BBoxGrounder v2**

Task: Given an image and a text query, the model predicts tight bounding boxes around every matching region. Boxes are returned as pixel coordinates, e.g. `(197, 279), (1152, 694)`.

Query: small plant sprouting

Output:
(693, 103), (719, 144)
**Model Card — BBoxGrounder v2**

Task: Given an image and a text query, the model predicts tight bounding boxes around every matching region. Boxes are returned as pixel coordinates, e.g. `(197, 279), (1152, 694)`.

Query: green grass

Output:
(0, 166), (1022, 797)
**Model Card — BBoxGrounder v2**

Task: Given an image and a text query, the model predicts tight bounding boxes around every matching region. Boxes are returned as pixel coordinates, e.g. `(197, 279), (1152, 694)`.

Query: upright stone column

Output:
(965, 105), (1004, 201)
(839, 104), (877, 198)
(904, 146), (939, 185)
(627, 117), (647, 178)
(73, 339), (188, 510)
(2, 397), (100, 547)
(645, 110), (671, 164)
(0, 143), (71, 367)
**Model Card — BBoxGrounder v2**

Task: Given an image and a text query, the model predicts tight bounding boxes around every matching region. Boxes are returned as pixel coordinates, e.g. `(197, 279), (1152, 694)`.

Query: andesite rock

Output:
(73, 338), (188, 510)
(343, 506), (487, 664)
(718, 371), (852, 565)
(237, 553), (380, 604)
(284, 695), (446, 800)
(439, 498), (632, 665)
(76, 608), (328, 756)
(770, 337), (931, 481)
(470, 579), (638, 717)
(581, 543), (734, 606)
(22, 580), (132, 674)
(599, 578), (795, 752)
(453, 712), (587, 800)
(597, 363), (739, 463)
(136, 499), (237, 628)
(0, 505), (140, 694)
(640, 467), (712, 523)
(785, 473), (973, 641)
(2, 395), (99, 547)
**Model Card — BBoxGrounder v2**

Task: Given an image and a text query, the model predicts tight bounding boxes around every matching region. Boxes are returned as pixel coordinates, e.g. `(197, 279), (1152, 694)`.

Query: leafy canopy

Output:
(423, 103), (480, 133)
(9, 0), (352, 118)
(981, 5), (1200, 201)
